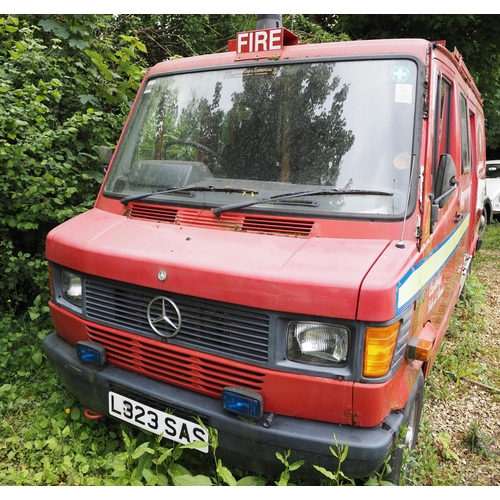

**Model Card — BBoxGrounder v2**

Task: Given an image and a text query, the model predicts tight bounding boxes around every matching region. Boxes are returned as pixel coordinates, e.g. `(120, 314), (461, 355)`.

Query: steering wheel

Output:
(163, 139), (225, 171)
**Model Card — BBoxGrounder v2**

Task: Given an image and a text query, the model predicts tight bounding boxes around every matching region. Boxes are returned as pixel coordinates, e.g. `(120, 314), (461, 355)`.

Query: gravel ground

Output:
(422, 247), (500, 485)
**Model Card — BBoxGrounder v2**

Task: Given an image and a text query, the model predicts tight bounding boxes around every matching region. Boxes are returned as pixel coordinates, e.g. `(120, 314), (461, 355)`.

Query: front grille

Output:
(89, 324), (265, 398)
(85, 276), (270, 363)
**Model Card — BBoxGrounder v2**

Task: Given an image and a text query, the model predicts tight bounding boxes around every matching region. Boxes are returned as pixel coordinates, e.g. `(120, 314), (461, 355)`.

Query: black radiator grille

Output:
(85, 277), (270, 363)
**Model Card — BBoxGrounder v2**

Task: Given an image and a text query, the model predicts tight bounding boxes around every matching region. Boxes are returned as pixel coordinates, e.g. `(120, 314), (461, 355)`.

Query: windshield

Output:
(486, 163), (500, 179)
(105, 58), (419, 216)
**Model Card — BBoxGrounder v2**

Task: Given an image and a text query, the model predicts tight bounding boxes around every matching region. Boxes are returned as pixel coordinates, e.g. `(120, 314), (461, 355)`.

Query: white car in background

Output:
(486, 159), (500, 220)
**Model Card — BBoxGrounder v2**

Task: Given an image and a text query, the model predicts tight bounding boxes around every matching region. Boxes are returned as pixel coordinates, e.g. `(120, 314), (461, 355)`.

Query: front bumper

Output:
(43, 332), (405, 479)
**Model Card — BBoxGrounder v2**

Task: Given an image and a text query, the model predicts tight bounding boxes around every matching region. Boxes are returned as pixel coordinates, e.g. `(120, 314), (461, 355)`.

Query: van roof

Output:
(148, 38), (432, 76)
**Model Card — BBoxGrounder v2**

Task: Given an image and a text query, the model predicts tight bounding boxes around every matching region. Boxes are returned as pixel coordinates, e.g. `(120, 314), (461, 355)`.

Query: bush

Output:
(0, 15), (146, 311)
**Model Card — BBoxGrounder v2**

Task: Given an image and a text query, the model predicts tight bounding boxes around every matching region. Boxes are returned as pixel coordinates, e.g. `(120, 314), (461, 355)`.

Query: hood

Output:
(46, 208), (403, 320)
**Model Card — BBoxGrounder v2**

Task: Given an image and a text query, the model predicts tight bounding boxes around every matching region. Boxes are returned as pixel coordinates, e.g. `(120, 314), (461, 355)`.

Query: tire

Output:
(384, 372), (424, 485)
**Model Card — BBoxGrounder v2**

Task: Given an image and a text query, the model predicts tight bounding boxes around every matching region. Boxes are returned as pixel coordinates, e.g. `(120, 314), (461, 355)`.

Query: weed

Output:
(405, 418), (459, 485)
(462, 421), (494, 458)
(275, 449), (305, 486)
(313, 437), (355, 486)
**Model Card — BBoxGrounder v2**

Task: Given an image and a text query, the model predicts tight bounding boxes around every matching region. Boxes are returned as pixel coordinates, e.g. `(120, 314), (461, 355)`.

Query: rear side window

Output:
(460, 93), (471, 173)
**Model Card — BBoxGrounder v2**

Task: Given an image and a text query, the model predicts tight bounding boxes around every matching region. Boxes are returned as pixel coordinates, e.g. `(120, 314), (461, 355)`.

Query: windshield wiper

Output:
(120, 185), (258, 205)
(212, 188), (393, 216)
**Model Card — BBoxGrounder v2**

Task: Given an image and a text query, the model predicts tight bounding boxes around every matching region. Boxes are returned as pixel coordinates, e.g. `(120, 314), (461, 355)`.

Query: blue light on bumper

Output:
(222, 386), (263, 419)
(76, 341), (107, 367)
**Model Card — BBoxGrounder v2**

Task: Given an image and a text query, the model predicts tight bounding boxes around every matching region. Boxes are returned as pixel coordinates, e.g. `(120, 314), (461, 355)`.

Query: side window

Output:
(434, 76), (452, 178)
(469, 110), (477, 171)
(460, 93), (471, 173)
(431, 74), (458, 213)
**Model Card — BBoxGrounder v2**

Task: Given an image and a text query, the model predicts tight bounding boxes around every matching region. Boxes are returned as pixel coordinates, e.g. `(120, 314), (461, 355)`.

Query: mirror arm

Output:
(429, 178), (458, 234)
(434, 179), (458, 207)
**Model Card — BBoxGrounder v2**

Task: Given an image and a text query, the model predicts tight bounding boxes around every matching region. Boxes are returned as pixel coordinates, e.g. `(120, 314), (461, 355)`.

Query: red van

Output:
(43, 20), (485, 483)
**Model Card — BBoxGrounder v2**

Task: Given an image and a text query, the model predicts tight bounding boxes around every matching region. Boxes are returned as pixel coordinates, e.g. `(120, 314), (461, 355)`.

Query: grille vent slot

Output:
(128, 203), (314, 236)
(88, 325), (266, 398)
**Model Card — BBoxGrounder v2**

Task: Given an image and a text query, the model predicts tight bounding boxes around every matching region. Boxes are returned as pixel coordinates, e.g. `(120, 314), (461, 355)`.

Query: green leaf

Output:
(28, 309), (40, 321)
(168, 462), (191, 477)
(313, 465), (336, 480)
(38, 19), (70, 39)
(32, 351), (43, 365)
(172, 474), (213, 486)
(68, 38), (89, 50)
(288, 460), (305, 471)
(132, 442), (154, 460)
(236, 476), (267, 485)
(79, 94), (99, 106)
(216, 460), (237, 485)
(142, 468), (156, 484)
(364, 476), (381, 485)
(180, 440), (209, 452)
(70, 407), (81, 420)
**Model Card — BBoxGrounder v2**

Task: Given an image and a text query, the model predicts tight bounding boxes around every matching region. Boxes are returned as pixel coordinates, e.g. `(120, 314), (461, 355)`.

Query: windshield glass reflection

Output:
(106, 59), (418, 216)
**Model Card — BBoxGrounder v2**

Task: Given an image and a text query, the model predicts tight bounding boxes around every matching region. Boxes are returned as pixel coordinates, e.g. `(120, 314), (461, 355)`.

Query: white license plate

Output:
(108, 391), (209, 453)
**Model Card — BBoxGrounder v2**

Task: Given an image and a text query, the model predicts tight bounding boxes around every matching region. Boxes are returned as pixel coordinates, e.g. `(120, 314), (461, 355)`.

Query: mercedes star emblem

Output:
(146, 296), (182, 338)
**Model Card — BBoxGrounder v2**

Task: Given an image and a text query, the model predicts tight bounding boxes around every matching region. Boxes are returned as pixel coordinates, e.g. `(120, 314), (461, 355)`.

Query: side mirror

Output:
(99, 146), (114, 174)
(429, 154), (459, 233)
(434, 153), (458, 208)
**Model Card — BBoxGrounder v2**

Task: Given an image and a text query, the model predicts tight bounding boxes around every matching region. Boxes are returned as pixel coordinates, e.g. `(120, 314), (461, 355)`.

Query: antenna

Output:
(396, 154), (417, 249)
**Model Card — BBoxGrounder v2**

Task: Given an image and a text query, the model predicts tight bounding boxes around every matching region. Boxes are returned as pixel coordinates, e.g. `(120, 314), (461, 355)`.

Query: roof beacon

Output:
(256, 14), (282, 29)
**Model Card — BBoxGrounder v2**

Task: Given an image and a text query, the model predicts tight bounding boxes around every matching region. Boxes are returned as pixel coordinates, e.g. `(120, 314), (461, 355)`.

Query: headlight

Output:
(61, 270), (83, 307)
(287, 322), (349, 365)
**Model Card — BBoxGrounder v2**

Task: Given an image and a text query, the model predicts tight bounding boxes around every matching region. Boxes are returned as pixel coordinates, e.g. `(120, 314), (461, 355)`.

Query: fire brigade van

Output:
(43, 17), (486, 483)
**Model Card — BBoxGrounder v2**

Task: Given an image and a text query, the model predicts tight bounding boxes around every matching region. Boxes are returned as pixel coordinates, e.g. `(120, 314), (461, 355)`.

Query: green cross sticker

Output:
(391, 66), (410, 83)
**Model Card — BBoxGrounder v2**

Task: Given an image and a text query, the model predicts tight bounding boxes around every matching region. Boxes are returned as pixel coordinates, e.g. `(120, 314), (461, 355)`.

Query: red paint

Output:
(46, 208), (393, 319)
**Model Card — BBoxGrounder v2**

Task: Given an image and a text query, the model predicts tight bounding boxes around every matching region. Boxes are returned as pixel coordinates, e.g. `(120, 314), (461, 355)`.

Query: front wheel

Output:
(384, 371), (424, 485)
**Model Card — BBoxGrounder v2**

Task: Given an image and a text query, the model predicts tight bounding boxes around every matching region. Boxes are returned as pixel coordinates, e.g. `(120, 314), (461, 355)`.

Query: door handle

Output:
(454, 213), (464, 223)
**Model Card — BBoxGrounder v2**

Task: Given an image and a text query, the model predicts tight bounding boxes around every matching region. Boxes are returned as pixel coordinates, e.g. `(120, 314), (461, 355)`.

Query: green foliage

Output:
(0, 14), (146, 311)
(111, 14), (347, 67)
(283, 14), (350, 44)
(478, 219), (500, 252)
